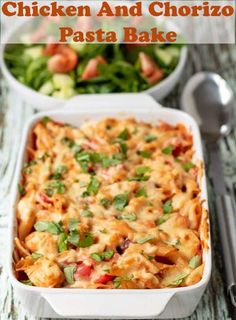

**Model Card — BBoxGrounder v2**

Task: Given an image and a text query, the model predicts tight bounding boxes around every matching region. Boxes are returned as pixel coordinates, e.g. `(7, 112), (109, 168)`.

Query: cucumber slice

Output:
(38, 81), (54, 96)
(165, 47), (181, 60)
(52, 74), (75, 90)
(52, 87), (76, 99)
(24, 46), (43, 60)
(155, 48), (173, 66)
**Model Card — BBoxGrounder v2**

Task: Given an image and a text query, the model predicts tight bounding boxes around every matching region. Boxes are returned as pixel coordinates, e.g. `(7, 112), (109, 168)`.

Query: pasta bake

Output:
(14, 116), (207, 289)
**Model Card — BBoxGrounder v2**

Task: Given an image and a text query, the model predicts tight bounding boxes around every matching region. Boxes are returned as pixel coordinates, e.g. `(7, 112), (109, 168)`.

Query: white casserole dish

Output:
(8, 93), (211, 319)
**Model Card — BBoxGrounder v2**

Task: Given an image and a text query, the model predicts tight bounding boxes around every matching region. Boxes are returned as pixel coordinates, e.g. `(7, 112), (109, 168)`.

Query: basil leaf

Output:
(18, 184), (26, 196)
(113, 193), (129, 211)
(91, 253), (103, 262)
(162, 146), (173, 155)
(117, 213), (137, 221)
(135, 166), (152, 176)
(64, 266), (76, 285)
(81, 210), (93, 218)
(189, 255), (200, 269)
(144, 134), (157, 143)
(91, 250), (114, 262)
(163, 200), (173, 214)
(118, 128), (129, 141)
(34, 221), (64, 234)
(137, 235), (154, 244)
(87, 176), (100, 195)
(156, 214), (170, 225)
(69, 218), (79, 231)
(137, 150), (151, 158)
(182, 162), (195, 172)
(78, 233), (93, 248)
(58, 233), (68, 253)
(31, 252), (43, 260)
(135, 187), (147, 198)
(68, 230), (80, 247)
(103, 250), (114, 260)
(119, 141), (128, 156)
(100, 198), (112, 207)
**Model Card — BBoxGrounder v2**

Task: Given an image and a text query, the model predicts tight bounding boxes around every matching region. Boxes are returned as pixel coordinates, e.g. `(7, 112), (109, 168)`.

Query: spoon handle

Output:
(207, 142), (236, 307)
(215, 194), (236, 307)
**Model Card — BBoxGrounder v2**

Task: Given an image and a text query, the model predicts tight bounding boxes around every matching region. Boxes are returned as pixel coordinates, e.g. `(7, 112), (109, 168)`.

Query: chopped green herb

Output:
(137, 150), (151, 158)
(68, 230), (80, 247)
(156, 214), (170, 225)
(169, 273), (189, 286)
(128, 175), (150, 182)
(91, 252), (103, 262)
(42, 116), (51, 125)
(31, 252), (43, 260)
(163, 200), (173, 214)
(137, 235), (154, 244)
(100, 198), (112, 207)
(144, 134), (157, 143)
(103, 250), (114, 260)
(100, 228), (108, 234)
(64, 266), (76, 285)
(119, 141), (128, 156)
(182, 162), (195, 172)
(18, 184), (26, 196)
(40, 152), (49, 162)
(91, 250), (114, 262)
(135, 166), (152, 176)
(87, 176), (100, 195)
(162, 146), (173, 155)
(47, 180), (66, 194)
(44, 187), (54, 197)
(113, 274), (134, 288)
(113, 193), (129, 211)
(58, 233), (68, 253)
(69, 219), (79, 232)
(50, 165), (68, 180)
(34, 221), (64, 234)
(81, 210), (93, 218)
(118, 128), (129, 141)
(189, 255), (200, 269)
(78, 233), (93, 248)
(117, 213), (137, 221)
(21, 280), (33, 286)
(135, 187), (147, 198)
(61, 137), (76, 149)
(164, 239), (180, 247)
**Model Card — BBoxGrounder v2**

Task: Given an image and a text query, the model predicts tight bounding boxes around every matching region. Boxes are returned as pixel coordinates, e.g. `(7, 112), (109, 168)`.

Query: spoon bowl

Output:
(181, 72), (235, 141)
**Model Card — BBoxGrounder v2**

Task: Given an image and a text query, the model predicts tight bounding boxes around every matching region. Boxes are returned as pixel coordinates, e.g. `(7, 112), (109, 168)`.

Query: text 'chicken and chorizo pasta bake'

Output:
(14, 116), (208, 289)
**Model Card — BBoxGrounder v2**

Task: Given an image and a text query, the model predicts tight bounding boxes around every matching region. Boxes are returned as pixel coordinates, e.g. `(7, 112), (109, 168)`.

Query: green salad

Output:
(4, 43), (182, 98)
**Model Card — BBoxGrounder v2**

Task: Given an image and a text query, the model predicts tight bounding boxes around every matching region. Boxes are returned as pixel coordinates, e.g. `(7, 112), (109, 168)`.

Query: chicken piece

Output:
(25, 257), (64, 287)
(25, 231), (58, 259)
(17, 190), (36, 240)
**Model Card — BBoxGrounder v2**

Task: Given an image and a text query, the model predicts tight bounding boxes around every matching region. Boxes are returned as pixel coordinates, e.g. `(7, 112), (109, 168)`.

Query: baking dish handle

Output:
(42, 291), (174, 317)
(62, 93), (163, 112)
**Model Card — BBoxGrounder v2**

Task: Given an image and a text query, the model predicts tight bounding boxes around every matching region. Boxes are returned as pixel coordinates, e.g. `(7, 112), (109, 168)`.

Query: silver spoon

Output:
(181, 72), (236, 308)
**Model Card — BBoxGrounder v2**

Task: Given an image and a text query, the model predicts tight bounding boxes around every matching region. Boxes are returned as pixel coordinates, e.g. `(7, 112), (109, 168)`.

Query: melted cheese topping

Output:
(14, 117), (206, 289)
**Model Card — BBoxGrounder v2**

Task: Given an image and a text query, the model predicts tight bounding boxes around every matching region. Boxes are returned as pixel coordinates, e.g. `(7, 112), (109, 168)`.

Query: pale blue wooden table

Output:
(0, 44), (236, 320)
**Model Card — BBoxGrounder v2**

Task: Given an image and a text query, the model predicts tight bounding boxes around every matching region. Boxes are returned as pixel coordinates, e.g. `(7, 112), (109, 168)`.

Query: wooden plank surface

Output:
(0, 44), (236, 320)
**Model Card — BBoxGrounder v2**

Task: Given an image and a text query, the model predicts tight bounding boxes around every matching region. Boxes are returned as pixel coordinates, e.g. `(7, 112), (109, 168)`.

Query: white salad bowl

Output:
(8, 94), (211, 319)
(1, 24), (187, 111)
